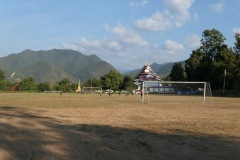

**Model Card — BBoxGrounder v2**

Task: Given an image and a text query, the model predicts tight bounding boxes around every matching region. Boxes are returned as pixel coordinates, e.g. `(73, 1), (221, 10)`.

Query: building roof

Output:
(134, 64), (161, 83)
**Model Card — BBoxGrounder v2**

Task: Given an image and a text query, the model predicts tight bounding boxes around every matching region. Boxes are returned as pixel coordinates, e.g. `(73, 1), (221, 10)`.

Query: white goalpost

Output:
(141, 81), (212, 103)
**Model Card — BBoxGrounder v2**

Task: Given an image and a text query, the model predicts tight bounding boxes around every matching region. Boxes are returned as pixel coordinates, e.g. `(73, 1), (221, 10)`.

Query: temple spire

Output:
(144, 59), (149, 66)
(75, 78), (81, 93)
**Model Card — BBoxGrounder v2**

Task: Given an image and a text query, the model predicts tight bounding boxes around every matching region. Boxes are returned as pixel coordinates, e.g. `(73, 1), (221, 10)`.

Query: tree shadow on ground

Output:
(0, 106), (240, 160)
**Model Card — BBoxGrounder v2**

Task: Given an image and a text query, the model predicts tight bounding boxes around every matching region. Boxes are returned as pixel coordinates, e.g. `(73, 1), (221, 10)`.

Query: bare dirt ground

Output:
(0, 93), (240, 160)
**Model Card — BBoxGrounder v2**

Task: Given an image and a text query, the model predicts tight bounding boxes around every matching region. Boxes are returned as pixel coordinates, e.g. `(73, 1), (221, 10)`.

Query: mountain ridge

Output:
(0, 49), (115, 83)
(0, 49), (184, 83)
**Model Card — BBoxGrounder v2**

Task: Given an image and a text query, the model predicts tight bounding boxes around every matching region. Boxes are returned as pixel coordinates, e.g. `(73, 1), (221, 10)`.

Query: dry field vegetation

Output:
(0, 93), (240, 160)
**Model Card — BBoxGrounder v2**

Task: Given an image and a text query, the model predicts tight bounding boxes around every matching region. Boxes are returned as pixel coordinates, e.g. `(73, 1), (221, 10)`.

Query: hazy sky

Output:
(0, 0), (239, 70)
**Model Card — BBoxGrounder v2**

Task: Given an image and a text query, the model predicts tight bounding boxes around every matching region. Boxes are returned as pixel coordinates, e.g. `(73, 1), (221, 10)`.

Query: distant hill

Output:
(0, 49), (116, 83)
(125, 61), (185, 79)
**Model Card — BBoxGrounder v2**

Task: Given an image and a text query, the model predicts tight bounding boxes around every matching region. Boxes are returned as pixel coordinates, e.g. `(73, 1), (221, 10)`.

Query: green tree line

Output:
(0, 69), (136, 93)
(167, 28), (240, 92)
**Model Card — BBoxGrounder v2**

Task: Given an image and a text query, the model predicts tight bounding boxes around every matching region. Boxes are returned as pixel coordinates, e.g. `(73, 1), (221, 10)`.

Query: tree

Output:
(0, 69), (5, 81)
(70, 83), (77, 92)
(120, 75), (136, 91)
(200, 28), (226, 64)
(169, 62), (186, 81)
(233, 33), (240, 54)
(19, 77), (37, 91)
(185, 28), (234, 90)
(37, 82), (51, 92)
(59, 78), (71, 86)
(185, 49), (203, 81)
(232, 55), (240, 90)
(101, 70), (123, 90)
(83, 77), (101, 87)
(231, 33), (240, 90)
(0, 81), (13, 91)
(54, 78), (72, 92)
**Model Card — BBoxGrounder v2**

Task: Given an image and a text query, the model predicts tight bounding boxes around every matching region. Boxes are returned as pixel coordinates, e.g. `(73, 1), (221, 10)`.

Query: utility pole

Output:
(223, 69), (226, 94)
(91, 77), (92, 93)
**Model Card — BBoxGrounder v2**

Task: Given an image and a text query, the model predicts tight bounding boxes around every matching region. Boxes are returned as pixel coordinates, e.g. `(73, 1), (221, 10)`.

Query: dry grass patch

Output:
(0, 93), (240, 159)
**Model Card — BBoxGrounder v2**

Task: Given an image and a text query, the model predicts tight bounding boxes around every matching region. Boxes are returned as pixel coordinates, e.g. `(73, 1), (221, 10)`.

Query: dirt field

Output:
(0, 93), (240, 160)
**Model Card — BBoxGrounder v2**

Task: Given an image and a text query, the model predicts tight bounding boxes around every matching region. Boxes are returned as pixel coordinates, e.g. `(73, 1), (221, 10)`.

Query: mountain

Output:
(0, 49), (116, 83)
(125, 61), (185, 79)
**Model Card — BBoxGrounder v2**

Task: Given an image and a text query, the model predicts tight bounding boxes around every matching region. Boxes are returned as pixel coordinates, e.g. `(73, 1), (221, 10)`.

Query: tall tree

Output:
(120, 75), (136, 91)
(101, 70), (123, 90)
(233, 33), (240, 54)
(231, 33), (240, 90)
(185, 49), (203, 81)
(185, 28), (234, 90)
(200, 28), (226, 64)
(169, 62), (186, 81)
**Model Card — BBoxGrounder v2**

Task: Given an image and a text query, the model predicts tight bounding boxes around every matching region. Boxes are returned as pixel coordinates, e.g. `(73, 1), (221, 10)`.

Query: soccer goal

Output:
(141, 81), (212, 103)
(82, 87), (102, 94)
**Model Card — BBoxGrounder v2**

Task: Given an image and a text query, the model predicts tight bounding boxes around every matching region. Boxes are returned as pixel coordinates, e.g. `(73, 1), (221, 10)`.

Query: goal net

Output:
(141, 81), (212, 103)
(82, 87), (102, 94)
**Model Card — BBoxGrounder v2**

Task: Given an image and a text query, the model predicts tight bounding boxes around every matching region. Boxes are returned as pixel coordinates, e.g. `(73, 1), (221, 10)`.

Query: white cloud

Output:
(163, 0), (194, 27)
(78, 38), (101, 48)
(233, 28), (240, 34)
(185, 34), (201, 49)
(164, 0), (194, 14)
(134, 11), (174, 31)
(150, 40), (184, 59)
(63, 37), (122, 56)
(209, 2), (224, 13)
(62, 37), (186, 70)
(134, 0), (194, 31)
(161, 40), (184, 54)
(63, 37), (141, 70)
(130, 0), (148, 9)
(136, 40), (185, 64)
(63, 36), (189, 71)
(62, 24), (149, 70)
(103, 41), (120, 49)
(107, 24), (149, 47)
(62, 22), (187, 70)
(63, 43), (88, 54)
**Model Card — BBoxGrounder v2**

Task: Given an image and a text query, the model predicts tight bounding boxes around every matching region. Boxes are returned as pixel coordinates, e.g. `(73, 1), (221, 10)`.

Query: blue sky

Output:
(0, 0), (239, 70)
